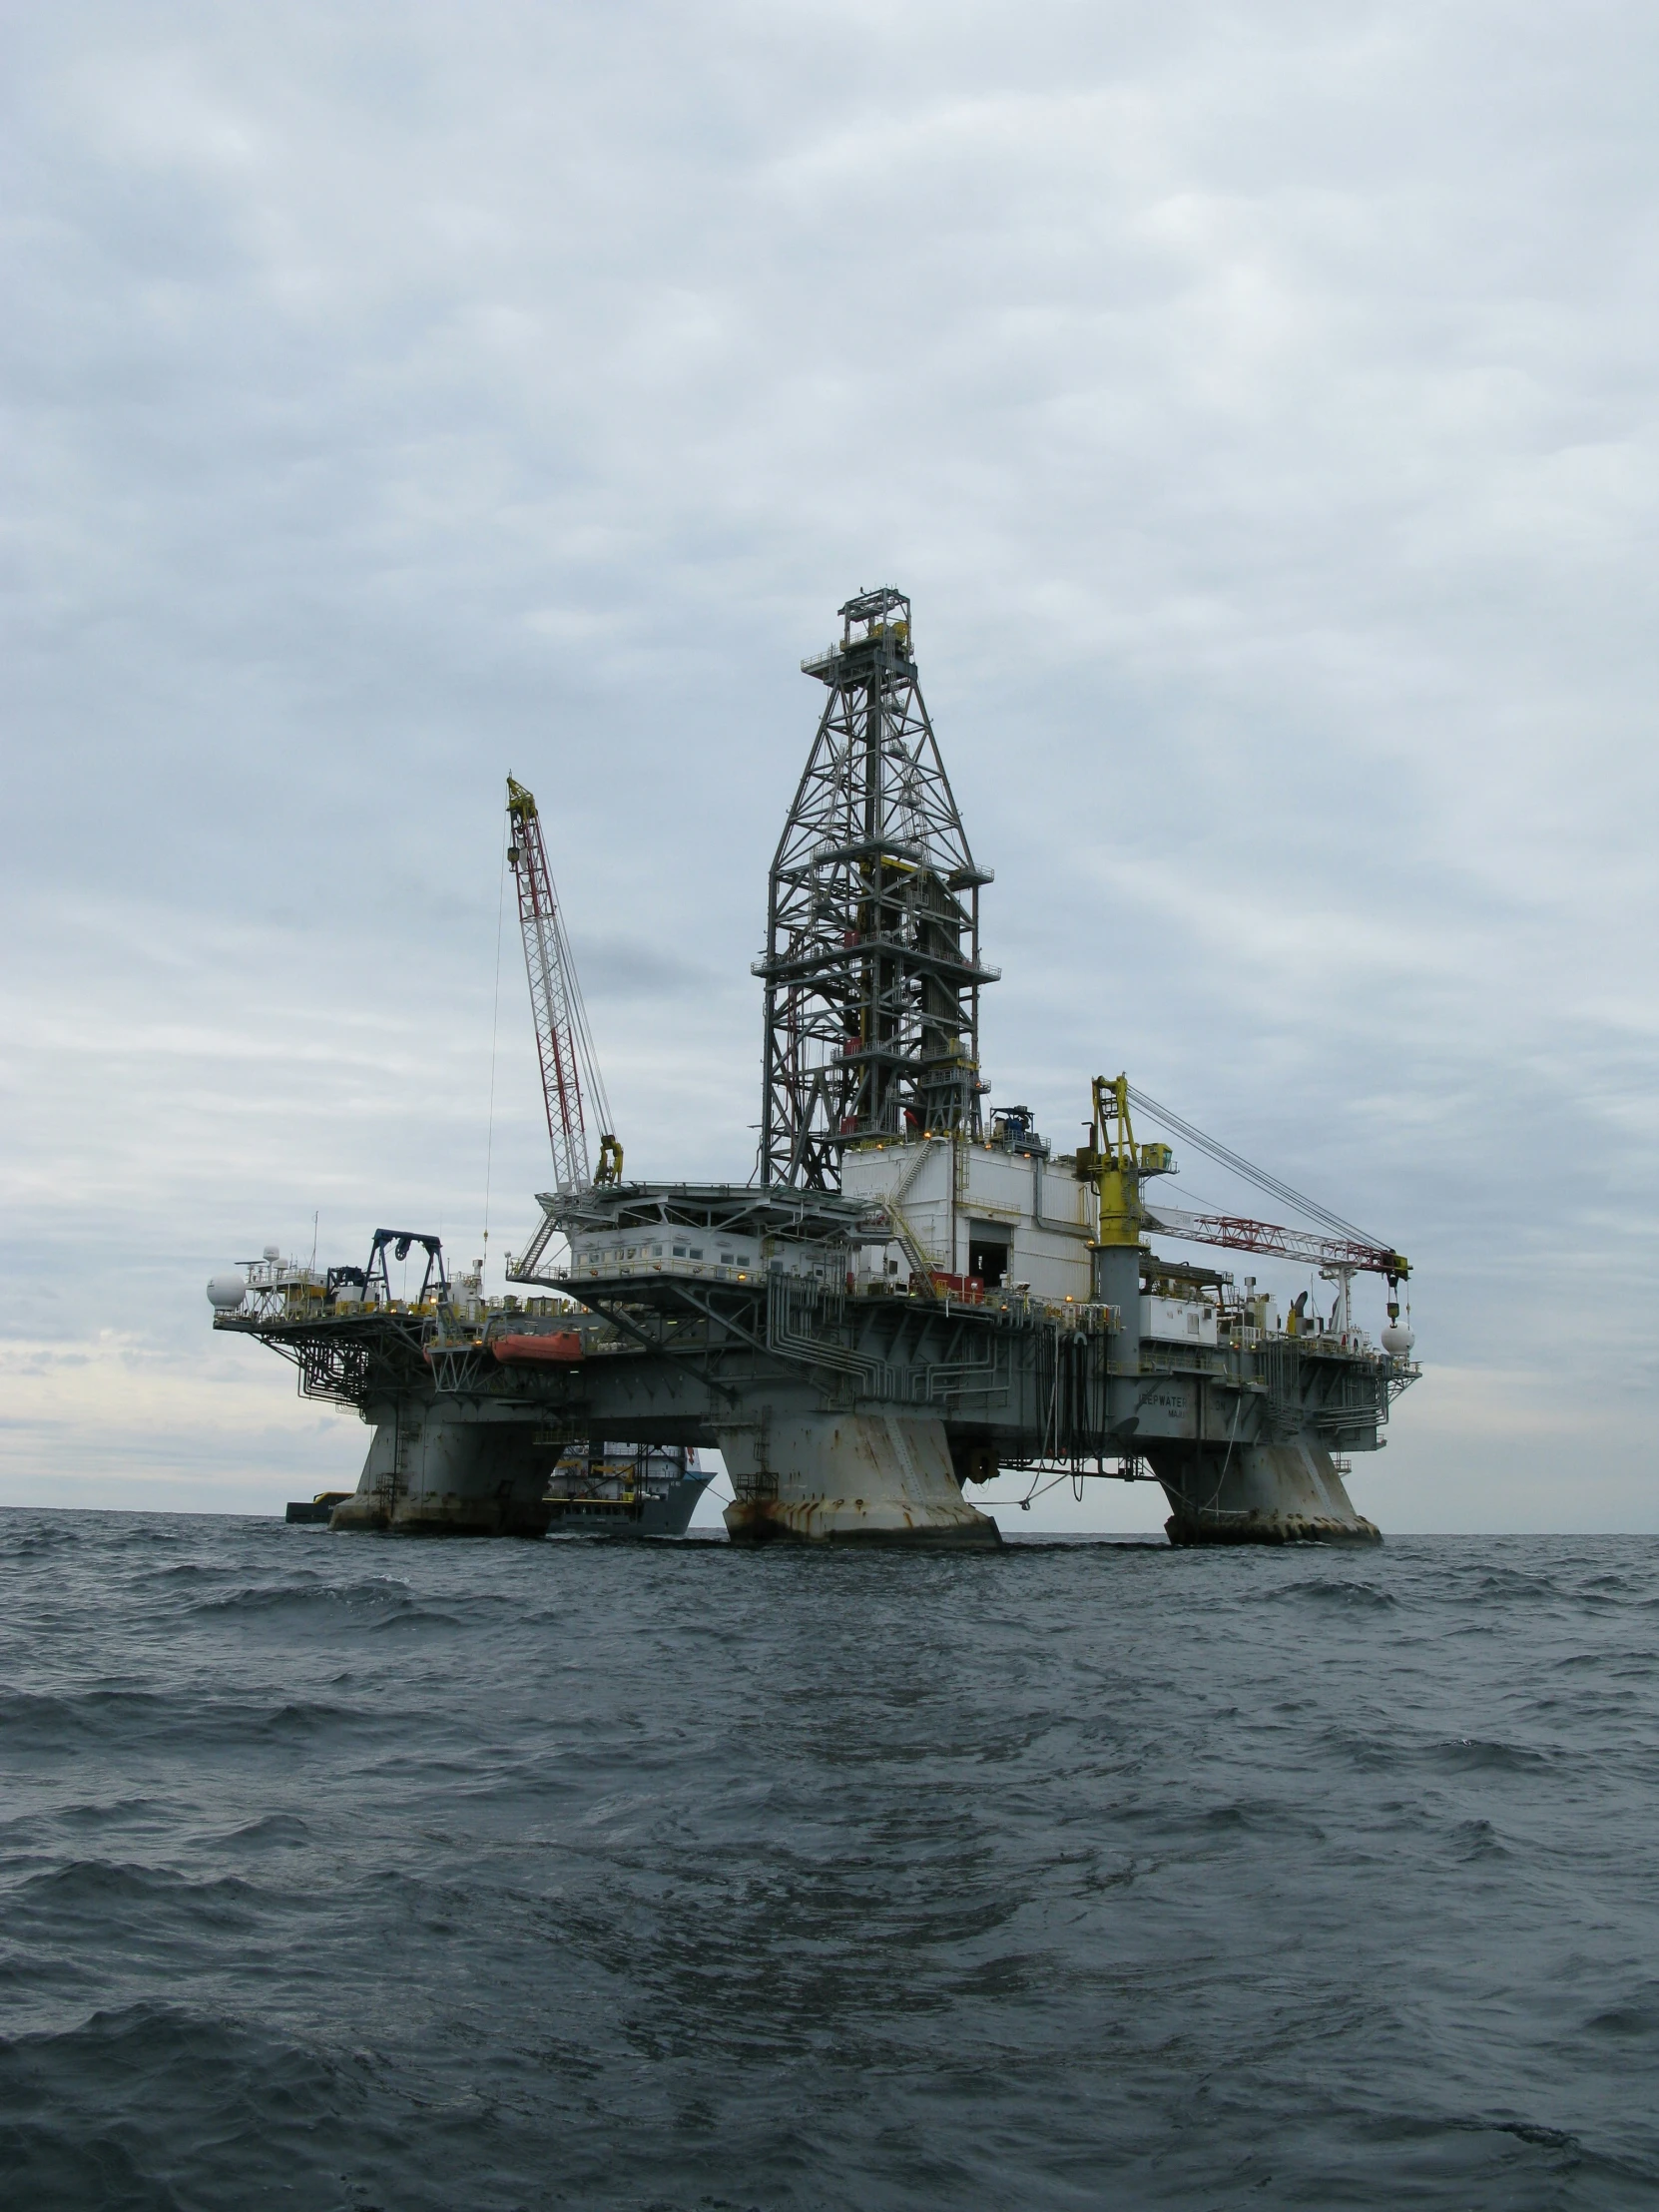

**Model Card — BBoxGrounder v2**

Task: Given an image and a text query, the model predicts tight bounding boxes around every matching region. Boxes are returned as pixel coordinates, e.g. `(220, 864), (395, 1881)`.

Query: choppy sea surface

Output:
(1, 1513), (1656, 2210)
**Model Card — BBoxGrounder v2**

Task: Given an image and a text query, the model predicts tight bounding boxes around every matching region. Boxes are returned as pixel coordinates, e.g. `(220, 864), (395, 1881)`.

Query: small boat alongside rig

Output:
(545, 1444), (710, 1536)
(216, 590), (1418, 1545)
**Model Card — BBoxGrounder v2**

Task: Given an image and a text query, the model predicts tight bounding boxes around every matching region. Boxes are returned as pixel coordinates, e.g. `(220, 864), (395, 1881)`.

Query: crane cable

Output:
(551, 892), (613, 1163)
(481, 810), (509, 1282)
(1125, 1085), (1381, 1248)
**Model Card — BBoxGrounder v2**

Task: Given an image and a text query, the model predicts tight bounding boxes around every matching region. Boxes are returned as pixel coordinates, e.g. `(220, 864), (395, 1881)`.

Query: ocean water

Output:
(1, 1513), (1655, 2210)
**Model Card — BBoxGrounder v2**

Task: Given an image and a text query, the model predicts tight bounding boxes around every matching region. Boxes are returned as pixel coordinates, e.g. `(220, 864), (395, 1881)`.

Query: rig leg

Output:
(329, 1406), (555, 1536)
(719, 1412), (1002, 1549)
(1154, 1437), (1382, 1547)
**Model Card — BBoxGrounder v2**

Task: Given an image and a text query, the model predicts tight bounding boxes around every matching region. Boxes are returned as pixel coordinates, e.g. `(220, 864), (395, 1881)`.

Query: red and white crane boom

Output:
(1142, 1202), (1408, 1283)
(505, 777), (621, 1195)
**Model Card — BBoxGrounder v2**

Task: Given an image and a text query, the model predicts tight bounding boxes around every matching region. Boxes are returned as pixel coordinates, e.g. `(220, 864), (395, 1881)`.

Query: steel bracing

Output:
(756, 589), (997, 1188)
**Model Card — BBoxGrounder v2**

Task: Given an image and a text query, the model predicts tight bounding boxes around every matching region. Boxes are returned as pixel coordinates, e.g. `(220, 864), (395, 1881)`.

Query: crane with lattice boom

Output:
(505, 777), (621, 1196)
(1083, 1072), (1410, 1348)
(1117, 1079), (1409, 1289)
(1141, 1203), (1407, 1284)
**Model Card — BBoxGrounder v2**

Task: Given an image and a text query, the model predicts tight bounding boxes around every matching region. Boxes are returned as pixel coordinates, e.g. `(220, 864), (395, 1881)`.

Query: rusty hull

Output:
(725, 1495), (1001, 1547)
(328, 1489), (553, 1537)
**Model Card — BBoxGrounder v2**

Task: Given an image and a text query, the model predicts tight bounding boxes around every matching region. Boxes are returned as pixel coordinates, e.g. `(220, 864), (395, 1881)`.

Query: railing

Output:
(553, 1258), (765, 1288)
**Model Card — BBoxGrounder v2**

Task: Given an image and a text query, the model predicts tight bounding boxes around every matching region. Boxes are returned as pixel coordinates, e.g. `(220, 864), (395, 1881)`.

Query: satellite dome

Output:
(1381, 1321), (1415, 1358)
(207, 1273), (248, 1311)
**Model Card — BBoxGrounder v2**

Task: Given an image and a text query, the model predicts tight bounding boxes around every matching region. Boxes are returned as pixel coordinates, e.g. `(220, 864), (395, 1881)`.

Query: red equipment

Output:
(490, 1332), (585, 1365)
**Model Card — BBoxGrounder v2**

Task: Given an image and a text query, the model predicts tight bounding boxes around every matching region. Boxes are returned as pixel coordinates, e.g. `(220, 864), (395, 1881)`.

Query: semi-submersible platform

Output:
(211, 589), (1419, 1546)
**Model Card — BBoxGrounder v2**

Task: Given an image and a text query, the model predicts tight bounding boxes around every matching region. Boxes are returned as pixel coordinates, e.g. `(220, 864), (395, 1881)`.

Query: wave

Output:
(1465, 1567), (1567, 1602)
(186, 1577), (518, 1638)
(0, 1688), (170, 1751)
(1259, 1576), (1398, 1609)
(1425, 1736), (1555, 1774)
(16, 1858), (261, 1915)
(1450, 1817), (1510, 1861)
(0, 1684), (377, 1752)
(218, 1812), (312, 1851)
(0, 2003), (376, 2208)
(192, 1575), (414, 1619)
(4, 1515), (1656, 2209)
(1585, 1997), (1659, 2040)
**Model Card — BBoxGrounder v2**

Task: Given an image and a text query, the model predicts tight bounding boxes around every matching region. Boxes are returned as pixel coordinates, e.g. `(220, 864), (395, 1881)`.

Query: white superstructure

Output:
(839, 1115), (1096, 1304)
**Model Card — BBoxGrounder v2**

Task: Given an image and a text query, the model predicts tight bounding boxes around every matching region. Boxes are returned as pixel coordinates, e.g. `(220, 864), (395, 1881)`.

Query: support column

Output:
(719, 1412), (1002, 1547)
(1153, 1436), (1382, 1546)
(330, 1404), (555, 1536)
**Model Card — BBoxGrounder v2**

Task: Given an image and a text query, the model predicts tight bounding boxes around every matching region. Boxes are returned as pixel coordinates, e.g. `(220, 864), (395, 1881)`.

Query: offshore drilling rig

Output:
(211, 588), (1418, 1544)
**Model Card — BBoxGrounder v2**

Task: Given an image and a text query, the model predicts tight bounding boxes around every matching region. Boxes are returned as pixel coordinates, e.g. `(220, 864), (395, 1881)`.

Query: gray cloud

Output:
(3, 1), (1656, 1528)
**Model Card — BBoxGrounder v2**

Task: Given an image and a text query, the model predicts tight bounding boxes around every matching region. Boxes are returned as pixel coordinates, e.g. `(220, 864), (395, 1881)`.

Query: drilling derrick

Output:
(757, 589), (997, 1188)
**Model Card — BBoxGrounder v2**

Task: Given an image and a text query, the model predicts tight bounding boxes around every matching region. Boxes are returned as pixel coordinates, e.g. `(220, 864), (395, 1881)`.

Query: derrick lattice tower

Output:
(757, 589), (996, 1188)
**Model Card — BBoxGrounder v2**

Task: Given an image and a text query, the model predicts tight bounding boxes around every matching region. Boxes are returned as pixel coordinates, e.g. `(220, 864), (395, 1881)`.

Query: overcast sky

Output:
(4, 1), (1656, 1534)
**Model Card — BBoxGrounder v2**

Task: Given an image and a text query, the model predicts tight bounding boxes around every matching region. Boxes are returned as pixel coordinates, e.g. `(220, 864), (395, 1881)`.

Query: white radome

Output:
(207, 1273), (248, 1311)
(1381, 1321), (1415, 1358)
